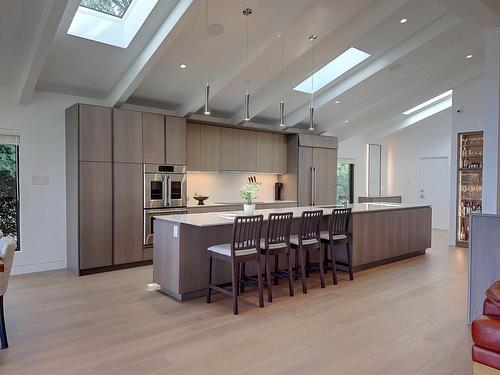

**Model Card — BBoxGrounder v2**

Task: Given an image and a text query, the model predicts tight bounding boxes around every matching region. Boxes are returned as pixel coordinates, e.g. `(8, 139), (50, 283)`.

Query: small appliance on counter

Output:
(275, 182), (283, 201)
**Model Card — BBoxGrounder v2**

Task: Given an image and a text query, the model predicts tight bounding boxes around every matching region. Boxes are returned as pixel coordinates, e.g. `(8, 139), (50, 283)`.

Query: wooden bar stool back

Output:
(206, 215), (264, 315)
(290, 210), (323, 294)
(321, 208), (353, 284)
(262, 212), (294, 302)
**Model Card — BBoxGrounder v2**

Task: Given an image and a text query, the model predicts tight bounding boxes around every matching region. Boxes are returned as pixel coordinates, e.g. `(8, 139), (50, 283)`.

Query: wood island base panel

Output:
(153, 204), (432, 301)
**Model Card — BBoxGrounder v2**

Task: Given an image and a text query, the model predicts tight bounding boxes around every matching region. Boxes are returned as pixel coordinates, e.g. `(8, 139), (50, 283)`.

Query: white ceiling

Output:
(3, 0), (500, 140)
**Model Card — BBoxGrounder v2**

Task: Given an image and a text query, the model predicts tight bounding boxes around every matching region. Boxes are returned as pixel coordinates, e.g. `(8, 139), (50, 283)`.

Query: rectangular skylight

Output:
(68, 0), (157, 48)
(293, 47), (371, 94)
(80, 0), (133, 18)
(403, 90), (453, 115)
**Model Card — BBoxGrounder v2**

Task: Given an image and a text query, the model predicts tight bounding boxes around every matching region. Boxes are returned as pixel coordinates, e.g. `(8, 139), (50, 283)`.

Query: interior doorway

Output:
(419, 156), (450, 230)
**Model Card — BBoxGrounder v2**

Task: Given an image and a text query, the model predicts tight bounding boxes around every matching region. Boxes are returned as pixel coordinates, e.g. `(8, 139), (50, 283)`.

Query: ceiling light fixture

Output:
(279, 34), (285, 127)
(403, 90), (453, 115)
(309, 34), (317, 131)
(344, 120), (349, 123)
(243, 8), (252, 122)
(400, 18), (408, 24)
(335, 100), (340, 104)
(466, 54), (473, 59)
(203, 0), (211, 115)
(179, 64), (187, 69)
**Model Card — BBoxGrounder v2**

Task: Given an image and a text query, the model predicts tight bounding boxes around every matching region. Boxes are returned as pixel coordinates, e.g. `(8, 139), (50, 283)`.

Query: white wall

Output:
(187, 173), (278, 204)
(0, 87), (104, 274)
(385, 109), (452, 203)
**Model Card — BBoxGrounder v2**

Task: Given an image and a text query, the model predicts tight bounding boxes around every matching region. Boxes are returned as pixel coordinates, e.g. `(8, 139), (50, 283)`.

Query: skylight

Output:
(293, 47), (371, 94)
(80, 0), (133, 18)
(403, 90), (453, 115)
(68, 0), (158, 48)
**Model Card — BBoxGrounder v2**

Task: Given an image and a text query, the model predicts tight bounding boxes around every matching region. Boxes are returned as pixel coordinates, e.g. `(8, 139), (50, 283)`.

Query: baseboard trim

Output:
(12, 260), (67, 275)
(79, 260), (153, 276)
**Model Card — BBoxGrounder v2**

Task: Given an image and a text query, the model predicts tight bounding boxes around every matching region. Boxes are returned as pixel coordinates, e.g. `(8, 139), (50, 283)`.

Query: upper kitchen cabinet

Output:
(187, 123), (220, 172)
(113, 109), (142, 163)
(142, 112), (165, 164)
(165, 116), (187, 165)
(256, 132), (287, 174)
(220, 127), (240, 171)
(239, 130), (257, 171)
(78, 104), (112, 162)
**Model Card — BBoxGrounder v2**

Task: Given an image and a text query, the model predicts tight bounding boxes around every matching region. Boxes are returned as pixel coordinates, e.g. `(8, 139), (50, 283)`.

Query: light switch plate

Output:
(173, 225), (178, 238)
(32, 176), (49, 185)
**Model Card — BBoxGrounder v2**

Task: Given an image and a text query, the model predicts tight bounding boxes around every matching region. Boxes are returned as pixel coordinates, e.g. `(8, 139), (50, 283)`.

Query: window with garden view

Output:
(0, 139), (19, 247)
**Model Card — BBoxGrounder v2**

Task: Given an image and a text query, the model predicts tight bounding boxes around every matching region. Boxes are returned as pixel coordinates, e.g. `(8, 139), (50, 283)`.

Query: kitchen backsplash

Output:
(187, 172), (278, 204)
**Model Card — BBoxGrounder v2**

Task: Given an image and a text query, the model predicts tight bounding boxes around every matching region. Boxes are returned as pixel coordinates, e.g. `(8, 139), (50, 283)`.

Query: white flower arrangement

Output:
(239, 182), (260, 205)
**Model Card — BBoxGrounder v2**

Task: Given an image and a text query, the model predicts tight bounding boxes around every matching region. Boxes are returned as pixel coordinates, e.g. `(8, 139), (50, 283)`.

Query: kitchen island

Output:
(153, 203), (432, 301)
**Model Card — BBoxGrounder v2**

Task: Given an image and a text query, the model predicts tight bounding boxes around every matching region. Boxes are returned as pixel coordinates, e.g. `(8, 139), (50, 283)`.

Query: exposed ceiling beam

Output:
(17, 0), (74, 104)
(177, 0), (319, 118)
(230, 0), (414, 125)
(106, 0), (194, 107)
(283, 13), (461, 129)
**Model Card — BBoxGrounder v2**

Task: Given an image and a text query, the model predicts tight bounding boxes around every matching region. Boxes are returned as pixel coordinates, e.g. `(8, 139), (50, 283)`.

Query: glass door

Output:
(0, 138), (20, 248)
(337, 162), (354, 204)
(456, 131), (483, 247)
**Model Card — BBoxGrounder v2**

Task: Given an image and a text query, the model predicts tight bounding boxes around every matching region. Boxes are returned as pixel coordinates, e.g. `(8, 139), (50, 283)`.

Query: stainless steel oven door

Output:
(144, 173), (168, 209)
(168, 173), (187, 207)
(144, 208), (188, 247)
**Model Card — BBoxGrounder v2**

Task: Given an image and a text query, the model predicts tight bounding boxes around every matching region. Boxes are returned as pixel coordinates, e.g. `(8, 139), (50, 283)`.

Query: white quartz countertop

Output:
(187, 200), (297, 208)
(155, 202), (431, 227)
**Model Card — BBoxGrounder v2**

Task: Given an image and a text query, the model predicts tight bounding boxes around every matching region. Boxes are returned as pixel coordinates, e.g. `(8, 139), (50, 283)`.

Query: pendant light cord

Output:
(311, 40), (314, 108)
(281, 34), (285, 101)
(205, 0), (208, 86)
(245, 11), (249, 94)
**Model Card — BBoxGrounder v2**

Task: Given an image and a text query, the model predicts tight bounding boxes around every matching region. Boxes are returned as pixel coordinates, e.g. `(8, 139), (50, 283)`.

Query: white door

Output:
(419, 157), (450, 230)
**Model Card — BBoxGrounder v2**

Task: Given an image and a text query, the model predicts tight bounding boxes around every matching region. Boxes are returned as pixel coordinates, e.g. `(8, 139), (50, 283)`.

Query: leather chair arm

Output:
(485, 299), (500, 317)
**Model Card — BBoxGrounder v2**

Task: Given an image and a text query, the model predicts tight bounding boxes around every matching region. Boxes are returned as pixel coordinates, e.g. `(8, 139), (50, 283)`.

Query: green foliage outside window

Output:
(80, 0), (133, 18)
(0, 144), (18, 237)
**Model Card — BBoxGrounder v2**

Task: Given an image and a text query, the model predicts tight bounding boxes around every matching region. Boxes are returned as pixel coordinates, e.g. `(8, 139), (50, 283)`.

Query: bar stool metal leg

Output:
(286, 250), (294, 296)
(256, 256), (264, 308)
(299, 246), (307, 294)
(319, 246), (325, 288)
(265, 251), (272, 302)
(329, 243), (338, 285)
(231, 261), (239, 315)
(206, 255), (213, 303)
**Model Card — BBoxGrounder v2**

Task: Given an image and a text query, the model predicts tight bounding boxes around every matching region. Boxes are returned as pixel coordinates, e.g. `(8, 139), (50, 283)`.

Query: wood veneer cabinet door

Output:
(220, 127), (240, 171)
(142, 113), (165, 164)
(201, 125), (220, 171)
(298, 147), (313, 206)
(313, 148), (337, 205)
(79, 162), (112, 269)
(274, 134), (287, 173)
(187, 123), (201, 171)
(113, 163), (143, 265)
(165, 116), (186, 165)
(113, 109), (142, 163)
(256, 132), (274, 173)
(239, 130), (257, 171)
(79, 105), (112, 162)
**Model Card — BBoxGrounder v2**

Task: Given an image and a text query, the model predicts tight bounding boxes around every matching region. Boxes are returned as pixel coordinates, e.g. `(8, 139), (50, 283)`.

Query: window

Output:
(80, 0), (133, 18)
(0, 136), (20, 249)
(337, 162), (354, 204)
(68, 0), (158, 48)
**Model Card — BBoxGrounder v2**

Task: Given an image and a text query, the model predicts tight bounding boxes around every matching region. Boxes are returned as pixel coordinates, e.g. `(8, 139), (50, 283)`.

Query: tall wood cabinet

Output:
(66, 104), (113, 274)
(187, 123), (220, 172)
(279, 133), (338, 206)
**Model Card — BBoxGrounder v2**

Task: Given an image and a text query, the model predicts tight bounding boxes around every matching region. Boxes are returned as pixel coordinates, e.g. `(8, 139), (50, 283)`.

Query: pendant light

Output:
(279, 34), (285, 127)
(243, 8), (252, 122)
(203, 0), (211, 115)
(309, 34), (317, 131)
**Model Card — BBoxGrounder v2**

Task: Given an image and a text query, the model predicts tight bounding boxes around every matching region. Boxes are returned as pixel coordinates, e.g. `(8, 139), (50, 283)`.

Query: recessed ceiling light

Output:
(179, 64), (187, 69)
(294, 47), (371, 94)
(400, 18), (408, 24)
(466, 54), (473, 59)
(335, 100), (340, 104)
(403, 90), (453, 115)
(344, 120), (349, 123)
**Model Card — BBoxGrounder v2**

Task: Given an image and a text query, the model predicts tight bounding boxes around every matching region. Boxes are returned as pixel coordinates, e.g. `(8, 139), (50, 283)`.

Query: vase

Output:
(243, 204), (255, 214)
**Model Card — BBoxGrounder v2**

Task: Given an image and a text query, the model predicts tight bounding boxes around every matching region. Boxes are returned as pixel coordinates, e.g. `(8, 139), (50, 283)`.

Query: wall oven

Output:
(144, 164), (186, 209)
(143, 207), (187, 247)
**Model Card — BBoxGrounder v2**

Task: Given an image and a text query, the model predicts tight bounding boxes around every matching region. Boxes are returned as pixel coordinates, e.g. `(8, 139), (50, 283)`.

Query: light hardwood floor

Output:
(0, 230), (472, 374)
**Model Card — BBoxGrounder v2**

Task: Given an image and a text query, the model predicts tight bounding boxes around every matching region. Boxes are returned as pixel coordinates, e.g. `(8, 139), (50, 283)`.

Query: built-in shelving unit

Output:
(456, 131), (483, 247)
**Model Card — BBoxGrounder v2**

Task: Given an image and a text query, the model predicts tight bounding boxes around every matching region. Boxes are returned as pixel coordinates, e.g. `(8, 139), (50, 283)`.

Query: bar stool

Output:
(206, 215), (264, 315)
(320, 208), (353, 285)
(260, 212), (294, 302)
(290, 210), (324, 294)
